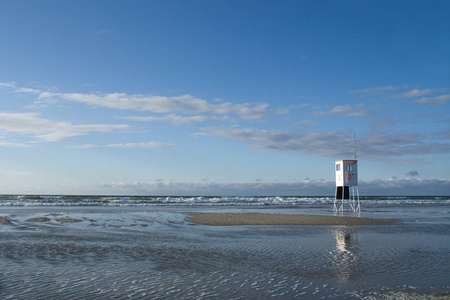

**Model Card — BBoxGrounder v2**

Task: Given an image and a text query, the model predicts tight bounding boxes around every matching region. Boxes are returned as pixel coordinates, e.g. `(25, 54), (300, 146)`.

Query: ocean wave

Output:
(0, 195), (448, 207)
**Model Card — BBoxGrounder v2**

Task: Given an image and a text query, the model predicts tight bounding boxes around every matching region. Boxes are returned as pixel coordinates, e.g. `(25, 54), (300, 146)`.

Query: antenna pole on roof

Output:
(354, 131), (357, 160)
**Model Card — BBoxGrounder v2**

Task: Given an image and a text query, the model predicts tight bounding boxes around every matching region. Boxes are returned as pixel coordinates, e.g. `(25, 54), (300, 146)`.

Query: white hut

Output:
(334, 160), (360, 212)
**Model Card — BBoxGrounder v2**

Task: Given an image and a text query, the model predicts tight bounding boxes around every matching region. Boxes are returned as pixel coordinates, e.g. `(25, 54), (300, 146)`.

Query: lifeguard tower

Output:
(333, 160), (360, 212)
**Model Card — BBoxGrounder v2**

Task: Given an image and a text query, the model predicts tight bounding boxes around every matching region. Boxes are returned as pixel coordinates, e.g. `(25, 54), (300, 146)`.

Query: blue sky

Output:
(0, 0), (449, 195)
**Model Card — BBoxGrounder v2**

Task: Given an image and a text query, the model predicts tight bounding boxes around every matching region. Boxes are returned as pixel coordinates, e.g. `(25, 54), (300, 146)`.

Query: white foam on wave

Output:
(3, 195), (448, 207)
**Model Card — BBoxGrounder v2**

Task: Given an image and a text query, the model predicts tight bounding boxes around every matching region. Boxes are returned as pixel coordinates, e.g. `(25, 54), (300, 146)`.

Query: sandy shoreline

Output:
(1, 213), (393, 227)
(187, 213), (393, 226)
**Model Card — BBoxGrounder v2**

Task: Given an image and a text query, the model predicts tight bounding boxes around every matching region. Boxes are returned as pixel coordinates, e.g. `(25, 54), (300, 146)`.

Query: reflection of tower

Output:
(333, 160), (360, 212)
(335, 230), (351, 253)
(332, 228), (357, 281)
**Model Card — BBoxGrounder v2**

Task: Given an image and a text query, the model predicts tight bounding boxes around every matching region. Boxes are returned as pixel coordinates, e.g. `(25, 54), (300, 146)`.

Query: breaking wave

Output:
(0, 195), (448, 207)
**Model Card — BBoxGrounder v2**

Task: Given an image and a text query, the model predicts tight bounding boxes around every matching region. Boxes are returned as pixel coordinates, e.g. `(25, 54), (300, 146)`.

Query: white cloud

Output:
(392, 88), (448, 98)
(72, 142), (174, 149)
(415, 94), (450, 105)
(5, 177), (448, 196)
(329, 104), (372, 117)
(15, 87), (271, 120)
(360, 178), (450, 196)
(347, 85), (449, 105)
(0, 112), (131, 142)
(124, 114), (235, 125)
(15, 87), (42, 94)
(0, 82), (16, 88)
(362, 130), (418, 146)
(275, 107), (290, 115)
(93, 179), (334, 196)
(70, 144), (97, 149)
(88, 178), (450, 196)
(210, 102), (269, 120)
(202, 127), (450, 162)
(107, 142), (173, 149)
(8, 83), (285, 123)
(0, 140), (31, 148)
(203, 127), (356, 157)
(347, 85), (400, 95)
(292, 120), (318, 126)
(369, 116), (399, 130)
(48, 92), (211, 113)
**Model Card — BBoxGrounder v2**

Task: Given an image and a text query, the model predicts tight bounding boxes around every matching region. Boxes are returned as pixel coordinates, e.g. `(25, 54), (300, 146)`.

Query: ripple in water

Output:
(0, 218), (448, 299)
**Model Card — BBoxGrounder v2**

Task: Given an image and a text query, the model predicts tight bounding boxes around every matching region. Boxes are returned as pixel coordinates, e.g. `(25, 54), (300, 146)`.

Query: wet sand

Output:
(0, 207), (447, 299)
(0, 217), (12, 224)
(187, 213), (393, 226)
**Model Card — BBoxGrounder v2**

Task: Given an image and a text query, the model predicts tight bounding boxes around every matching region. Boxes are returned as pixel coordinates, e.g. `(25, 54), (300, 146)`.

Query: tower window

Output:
(336, 164), (341, 171)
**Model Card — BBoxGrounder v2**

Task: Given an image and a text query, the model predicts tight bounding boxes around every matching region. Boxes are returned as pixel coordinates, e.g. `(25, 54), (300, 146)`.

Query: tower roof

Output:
(335, 160), (358, 163)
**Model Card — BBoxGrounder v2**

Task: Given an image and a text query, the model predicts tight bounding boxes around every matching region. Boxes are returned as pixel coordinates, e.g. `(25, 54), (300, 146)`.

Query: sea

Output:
(0, 195), (448, 299)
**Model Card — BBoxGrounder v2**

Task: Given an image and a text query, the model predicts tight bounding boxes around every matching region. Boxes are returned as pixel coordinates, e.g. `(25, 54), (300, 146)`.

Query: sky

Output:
(0, 0), (449, 196)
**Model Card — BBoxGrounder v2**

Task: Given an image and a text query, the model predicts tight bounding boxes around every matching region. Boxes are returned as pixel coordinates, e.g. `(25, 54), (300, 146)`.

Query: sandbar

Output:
(187, 213), (393, 226)
(27, 217), (51, 222)
(55, 217), (83, 223)
(0, 216), (12, 224)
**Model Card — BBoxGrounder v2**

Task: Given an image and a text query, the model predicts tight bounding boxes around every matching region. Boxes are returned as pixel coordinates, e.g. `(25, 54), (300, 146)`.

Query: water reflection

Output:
(335, 230), (351, 253)
(332, 227), (358, 281)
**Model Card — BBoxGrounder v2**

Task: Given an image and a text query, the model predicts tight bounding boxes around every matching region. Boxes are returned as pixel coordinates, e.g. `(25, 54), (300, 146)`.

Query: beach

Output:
(187, 212), (393, 226)
(0, 196), (448, 299)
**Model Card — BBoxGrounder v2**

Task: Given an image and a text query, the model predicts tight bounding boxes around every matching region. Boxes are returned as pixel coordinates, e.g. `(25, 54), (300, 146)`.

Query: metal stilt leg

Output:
(356, 187), (360, 212)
